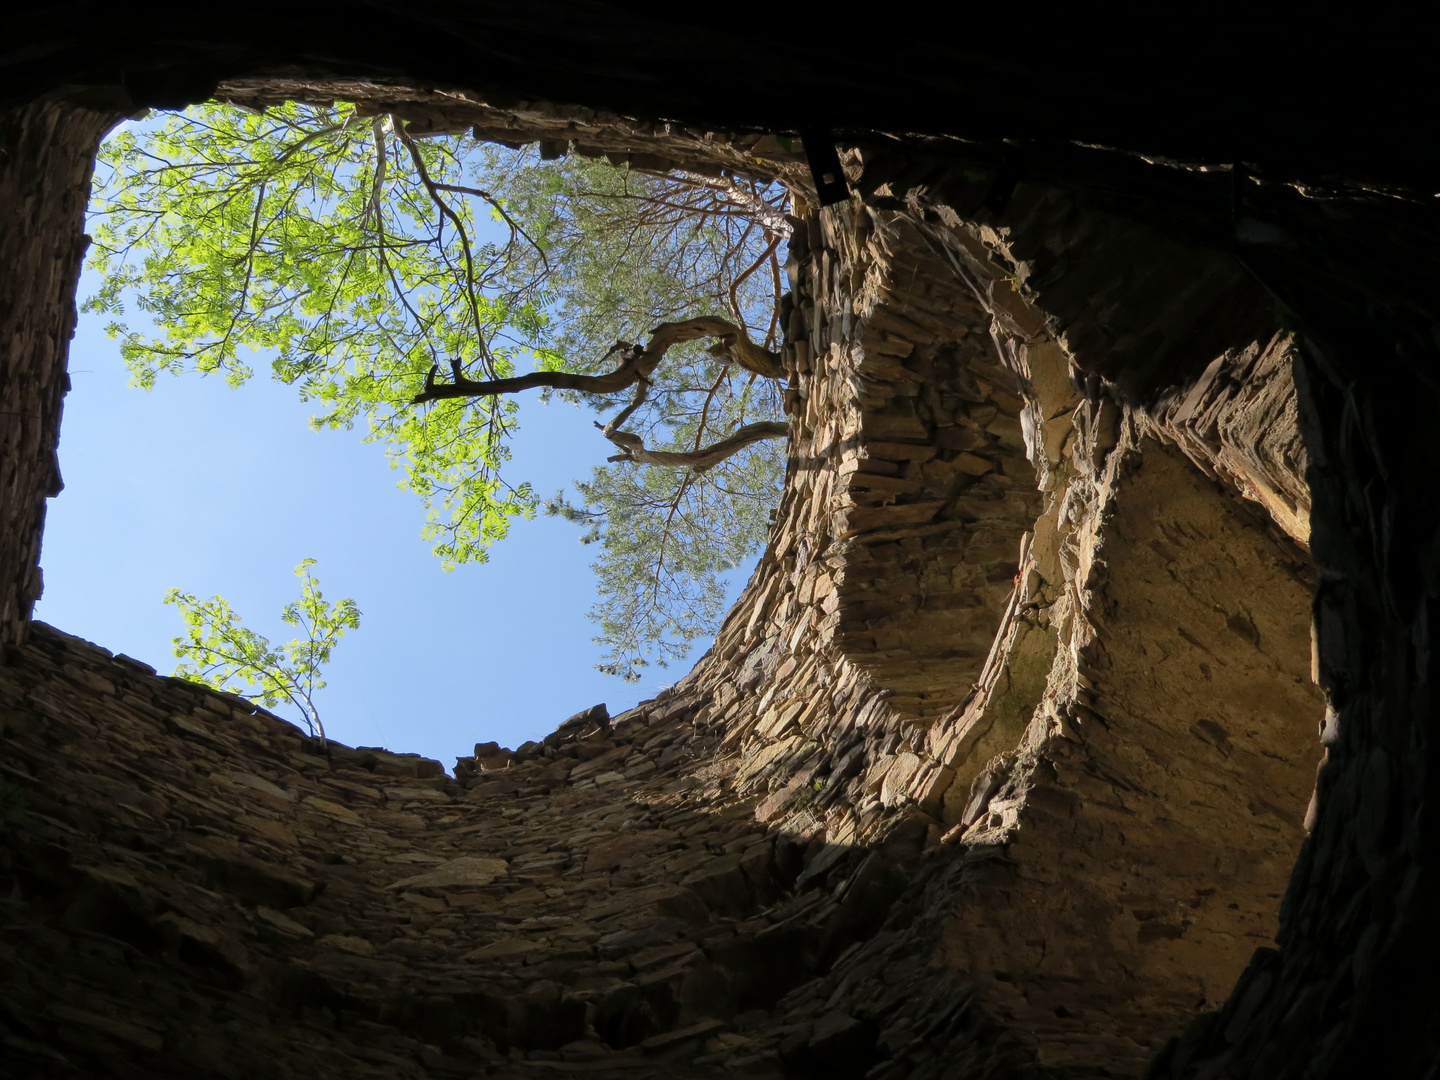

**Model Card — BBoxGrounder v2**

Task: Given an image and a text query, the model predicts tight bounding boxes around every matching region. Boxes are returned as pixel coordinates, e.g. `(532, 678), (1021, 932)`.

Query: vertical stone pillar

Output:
(0, 96), (120, 656)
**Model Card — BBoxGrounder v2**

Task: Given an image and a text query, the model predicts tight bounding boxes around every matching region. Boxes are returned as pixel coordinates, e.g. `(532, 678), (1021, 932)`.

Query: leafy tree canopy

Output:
(86, 101), (791, 679)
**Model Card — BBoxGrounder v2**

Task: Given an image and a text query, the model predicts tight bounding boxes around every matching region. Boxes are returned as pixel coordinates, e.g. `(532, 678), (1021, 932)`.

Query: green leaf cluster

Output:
(85, 102), (542, 564)
(166, 559), (360, 740)
(86, 103), (790, 678)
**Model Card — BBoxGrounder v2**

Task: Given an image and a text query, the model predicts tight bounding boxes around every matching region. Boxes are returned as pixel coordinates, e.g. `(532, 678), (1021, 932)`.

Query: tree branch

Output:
(430, 179), (550, 273)
(412, 315), (778, 404)
(728, 232), (781, 333)
(395, 122), (496, 373)
(665, 171), (793, 239)
(600, 378), (651, 438)
(705, 329), (785, 380)
(691, 368), (729, 451)
(365, 117), (388, 227)
(603, 421), (789, 472)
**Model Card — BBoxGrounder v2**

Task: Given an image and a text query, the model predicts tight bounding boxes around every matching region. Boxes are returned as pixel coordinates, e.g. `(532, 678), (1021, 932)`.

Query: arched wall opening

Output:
(930, 435), (1321, 1070)
(829, 224), (1039, 721)
(752, 193), (1328, 1073)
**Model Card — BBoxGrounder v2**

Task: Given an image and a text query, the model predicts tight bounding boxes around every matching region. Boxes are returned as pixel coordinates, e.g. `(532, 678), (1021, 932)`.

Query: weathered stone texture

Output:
(0, 97), (120, 655)
(728, 189), (1325, 1076)
(217, 78), (811, 189)
(0, 624), (795, 1077)
(5, 73), (1429, 1080)
(1141, 197), (1440, 1080)
(1138, 334), (1310, 547)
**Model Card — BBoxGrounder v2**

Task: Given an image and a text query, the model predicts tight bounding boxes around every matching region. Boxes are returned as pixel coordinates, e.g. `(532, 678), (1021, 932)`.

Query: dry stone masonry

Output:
(0, 96), (123, 656)
(3, 70), (1426, 1078)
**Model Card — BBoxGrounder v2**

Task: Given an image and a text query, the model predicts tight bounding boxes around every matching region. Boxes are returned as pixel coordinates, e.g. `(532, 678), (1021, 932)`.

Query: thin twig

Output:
(430, 180), (550, 271)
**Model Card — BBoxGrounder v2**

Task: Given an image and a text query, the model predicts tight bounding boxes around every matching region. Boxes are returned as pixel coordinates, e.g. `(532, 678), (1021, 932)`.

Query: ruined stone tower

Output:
(3, 11), (1439, 1078)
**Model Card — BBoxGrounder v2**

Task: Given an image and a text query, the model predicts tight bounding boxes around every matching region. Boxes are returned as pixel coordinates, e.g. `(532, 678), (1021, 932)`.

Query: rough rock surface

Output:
(0, 96), (121, 655)
(1, 623), (796, 1077)
(4, 65), (1430, 1079)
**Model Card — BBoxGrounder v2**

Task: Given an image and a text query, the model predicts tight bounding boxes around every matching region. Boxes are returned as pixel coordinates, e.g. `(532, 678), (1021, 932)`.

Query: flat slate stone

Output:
(387, 856), (509, 890)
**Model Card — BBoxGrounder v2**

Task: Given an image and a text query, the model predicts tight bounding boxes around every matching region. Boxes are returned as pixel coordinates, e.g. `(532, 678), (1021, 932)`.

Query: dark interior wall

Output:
(0, 98), (121, 654)
(905, 153), (1440, 1074)
(4, 9), (1440, 1077)
(6, 5), (1440, 189)
(1149, 195), (1440, 1079)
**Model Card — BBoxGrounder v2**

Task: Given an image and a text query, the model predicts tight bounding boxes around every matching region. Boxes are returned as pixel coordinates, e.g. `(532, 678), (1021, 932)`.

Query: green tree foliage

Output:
(550, 441), (779, 678)
(85, 103), (545, 565)
(85, 101), (790, 679)
(165, 559), (360, 742)
(483, 151), (788, 677)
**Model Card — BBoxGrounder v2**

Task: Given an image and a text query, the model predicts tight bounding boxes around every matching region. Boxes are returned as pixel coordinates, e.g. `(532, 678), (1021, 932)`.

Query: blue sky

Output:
(36, 276), (755, 768)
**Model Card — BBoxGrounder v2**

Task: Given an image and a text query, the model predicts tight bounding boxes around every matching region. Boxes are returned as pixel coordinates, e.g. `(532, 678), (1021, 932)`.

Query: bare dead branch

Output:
(365, 117), (388, 226)
(665, 171), (793, 239)
(765, 247), (783, 351)
(729, 233), (781, 329)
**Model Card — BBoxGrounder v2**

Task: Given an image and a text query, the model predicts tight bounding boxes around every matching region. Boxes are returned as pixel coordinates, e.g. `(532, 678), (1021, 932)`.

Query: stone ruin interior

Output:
(2, 12), (1438, 1080)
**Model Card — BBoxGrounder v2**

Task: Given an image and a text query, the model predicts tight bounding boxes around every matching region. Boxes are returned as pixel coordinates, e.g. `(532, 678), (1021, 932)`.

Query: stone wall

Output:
(215, 78), (812, 189)
(720, 177), (1324, 1076)
(2, 69), (1436, 1079)
(1138, 169), (1440, 1080)
(0, 97), (121, 655)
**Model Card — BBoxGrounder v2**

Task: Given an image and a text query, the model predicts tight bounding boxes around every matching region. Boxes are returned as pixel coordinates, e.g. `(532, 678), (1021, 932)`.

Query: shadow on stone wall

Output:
(0, 75), (1386, 1079)
(0, 573), (1319, 1077)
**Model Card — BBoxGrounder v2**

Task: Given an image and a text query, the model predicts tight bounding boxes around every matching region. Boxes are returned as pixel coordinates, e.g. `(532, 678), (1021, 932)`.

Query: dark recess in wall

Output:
(6, 5), (1439, 190)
